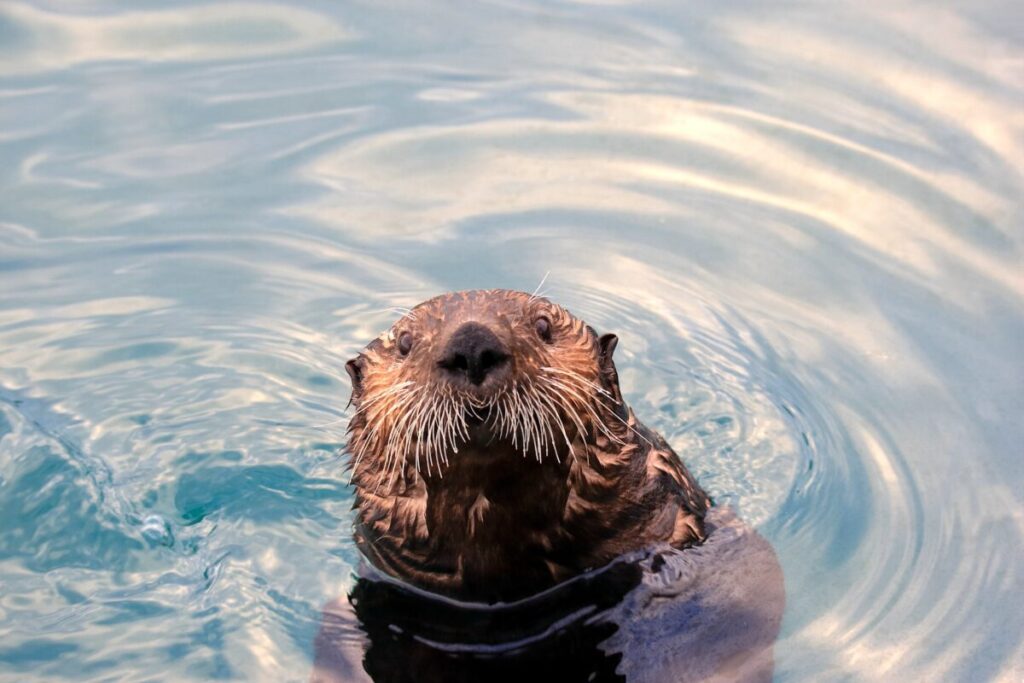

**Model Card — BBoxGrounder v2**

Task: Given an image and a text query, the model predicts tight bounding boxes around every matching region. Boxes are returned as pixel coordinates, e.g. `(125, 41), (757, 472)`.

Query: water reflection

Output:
(0, 3), (350, 74)
(0, 0), (1021, 680)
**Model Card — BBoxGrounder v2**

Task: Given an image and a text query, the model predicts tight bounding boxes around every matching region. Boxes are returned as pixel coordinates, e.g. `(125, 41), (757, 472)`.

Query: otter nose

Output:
(439, 322), (509, 386)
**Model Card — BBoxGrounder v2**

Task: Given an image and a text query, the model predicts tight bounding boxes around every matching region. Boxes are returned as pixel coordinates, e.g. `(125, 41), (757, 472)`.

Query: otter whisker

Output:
(511, 386), (529, 452)
(585, 394), (654, 447)
(532, 397), (557, 462)
(363, 385), (420, 447)
(410, 395), (434, 475)
(447, 393), (463, 457)
(531, 387), (560, 462)
(417, 393), (442, 473)
(452, 395), (471, 450)
(439, 389), (462, 467)
(525, 381), (572, 463)
(448, 389), (471, 467)
(524, 390), (549, 461)
(536, 399), (565, 463)
(535, 381), (586, 458)
(505, 388), (524, 453)
(539, 374), (624, 447)
(385, 306), (418, 321)
(491, 387), (509, 441)
(544, 398), (579, 460)
(429, 403), (447, 472)
(431, 385), (458, 468)
(514, 386), (537, 459)
(429, 394), (449, 476)
(354, 380), (415, 414)
(528, 271), (550, 302)
(390, 397), (418, 472)
(514, 393), (531, 457)
(541, 366), (616, 400)
(504, 387), (523, 445)
(407, 395), (436, 469)
(349, 385), (421, 481)
(380, 392), (426, 489)
(374, 387), (429, 489)
(426, 391), (451, 477)
(540, 370), (626, 440)
(541, 367), (648, 446)
(540, 368), (618, 438)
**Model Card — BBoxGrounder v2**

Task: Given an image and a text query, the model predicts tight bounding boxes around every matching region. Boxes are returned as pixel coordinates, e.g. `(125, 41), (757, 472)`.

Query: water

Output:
(0, 1), (1021, 680)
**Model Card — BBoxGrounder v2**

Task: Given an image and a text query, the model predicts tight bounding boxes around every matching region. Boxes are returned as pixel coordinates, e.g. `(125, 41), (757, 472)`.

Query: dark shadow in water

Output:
(311, 508), (784, 683)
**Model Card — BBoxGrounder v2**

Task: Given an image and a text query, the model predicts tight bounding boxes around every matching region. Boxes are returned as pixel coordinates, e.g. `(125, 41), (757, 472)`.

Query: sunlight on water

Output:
(0, 0), (1021, 680)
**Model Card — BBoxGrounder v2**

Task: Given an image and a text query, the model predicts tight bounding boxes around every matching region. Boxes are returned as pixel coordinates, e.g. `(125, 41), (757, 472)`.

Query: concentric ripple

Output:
(1, 0), (1022, 681)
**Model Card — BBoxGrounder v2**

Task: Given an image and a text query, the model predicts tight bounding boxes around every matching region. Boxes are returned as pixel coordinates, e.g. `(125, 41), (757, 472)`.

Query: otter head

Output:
(344, 289), (638, 600)
(345, 289), (626, 485)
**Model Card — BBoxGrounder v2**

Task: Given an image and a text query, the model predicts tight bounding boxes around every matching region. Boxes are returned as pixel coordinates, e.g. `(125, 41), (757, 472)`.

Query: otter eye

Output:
(398, 332), (413, 356)
(535, 316), (552, 342)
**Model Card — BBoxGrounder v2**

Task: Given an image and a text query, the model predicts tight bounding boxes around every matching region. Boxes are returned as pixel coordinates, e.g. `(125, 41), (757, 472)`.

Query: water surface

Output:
(0, 1), (1022, 681)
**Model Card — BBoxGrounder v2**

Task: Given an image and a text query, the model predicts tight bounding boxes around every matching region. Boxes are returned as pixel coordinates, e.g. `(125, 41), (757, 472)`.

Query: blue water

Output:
(1, 1), (1022, 680)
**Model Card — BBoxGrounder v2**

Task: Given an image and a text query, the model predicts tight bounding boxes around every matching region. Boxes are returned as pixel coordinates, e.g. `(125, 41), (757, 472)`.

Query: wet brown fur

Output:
(345, 289), (710, 603)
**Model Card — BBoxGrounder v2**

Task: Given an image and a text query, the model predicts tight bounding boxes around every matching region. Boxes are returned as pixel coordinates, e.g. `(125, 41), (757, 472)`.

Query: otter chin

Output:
(344, 289), (711, 604)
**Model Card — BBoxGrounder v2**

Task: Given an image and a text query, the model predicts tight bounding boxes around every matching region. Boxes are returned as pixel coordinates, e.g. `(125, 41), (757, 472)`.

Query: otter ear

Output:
(597, 333), (623, 405)
(345, 357), (365, 403)
(598, 333), (618, 363)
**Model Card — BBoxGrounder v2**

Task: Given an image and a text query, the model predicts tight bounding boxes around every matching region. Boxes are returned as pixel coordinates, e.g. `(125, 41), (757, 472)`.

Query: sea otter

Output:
(344, 289), (710, 603)
(312, 289), (784, 683)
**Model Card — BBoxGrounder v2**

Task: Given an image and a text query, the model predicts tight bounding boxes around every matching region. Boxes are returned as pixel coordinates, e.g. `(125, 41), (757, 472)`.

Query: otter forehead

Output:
(405, 289), (568, 331)
(366, 289), (584, 350)
(419, 289), (538, 316)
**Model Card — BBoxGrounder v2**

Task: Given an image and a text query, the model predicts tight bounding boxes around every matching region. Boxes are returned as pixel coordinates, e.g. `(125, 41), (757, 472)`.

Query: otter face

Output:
(345, 289), (624, 483)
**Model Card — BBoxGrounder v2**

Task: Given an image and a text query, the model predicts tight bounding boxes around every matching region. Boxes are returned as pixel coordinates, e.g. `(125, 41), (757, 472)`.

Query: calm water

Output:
(1, 1), (1022, 681)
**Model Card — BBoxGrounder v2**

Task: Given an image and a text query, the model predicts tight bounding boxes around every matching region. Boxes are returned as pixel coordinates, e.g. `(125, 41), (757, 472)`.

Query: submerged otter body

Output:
(344, 289), (710, 603)
(313, 505), (782, 683)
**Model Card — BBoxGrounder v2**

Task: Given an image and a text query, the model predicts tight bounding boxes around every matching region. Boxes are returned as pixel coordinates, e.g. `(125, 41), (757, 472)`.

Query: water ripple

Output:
(0, 0), (1021, 680)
